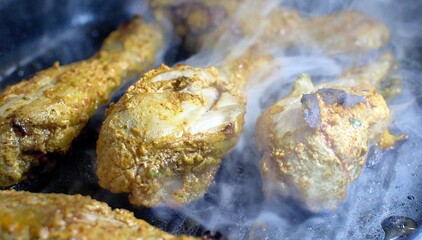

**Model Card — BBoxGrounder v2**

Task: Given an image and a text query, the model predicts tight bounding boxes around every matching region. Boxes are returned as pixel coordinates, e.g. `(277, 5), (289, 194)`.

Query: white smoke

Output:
(146, 0), (422, 239)
(9, 1), (417, 238)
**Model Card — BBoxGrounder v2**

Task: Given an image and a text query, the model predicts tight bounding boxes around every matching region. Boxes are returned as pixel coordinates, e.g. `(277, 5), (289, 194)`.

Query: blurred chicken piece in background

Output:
(150, 0), (389, 54)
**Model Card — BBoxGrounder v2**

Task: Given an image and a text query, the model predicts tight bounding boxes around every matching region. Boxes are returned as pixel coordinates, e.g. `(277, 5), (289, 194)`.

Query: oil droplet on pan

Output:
(381, 216), (417, 240)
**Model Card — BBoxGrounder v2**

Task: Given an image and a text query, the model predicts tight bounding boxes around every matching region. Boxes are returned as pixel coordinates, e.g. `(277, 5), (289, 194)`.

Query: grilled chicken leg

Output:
(0, 17), (164, 187)
(97, 50), (273, 207)
(0, 190), (198, 240)
(256, 53), (395, 211)
(150, 0), (389, 54)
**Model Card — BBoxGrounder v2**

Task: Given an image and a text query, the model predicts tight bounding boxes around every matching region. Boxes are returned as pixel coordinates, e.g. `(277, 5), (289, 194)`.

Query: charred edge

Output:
(10, 118), (28, 137)
(222, 123), (235, 138)
(118, 15), (142, 35)
(301, 93), (321, 128)
(8, 154), (57, 191)
(22, 151), (49, 166)
(317, 88), (365, 108)
(172, 76), (192, 91)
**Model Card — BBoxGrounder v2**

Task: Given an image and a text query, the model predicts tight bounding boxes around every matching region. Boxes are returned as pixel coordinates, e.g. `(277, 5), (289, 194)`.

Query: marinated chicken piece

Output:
(97, 50), (273, 207)
(301, 11), (390, 54)
(150, 0), (389, 54)
(335, 51), (401, 99)
(0, 190), (198, 240)
(150, 0), (253, 51)
(0, 17), (164, 187)
(256, 56), (394, 211)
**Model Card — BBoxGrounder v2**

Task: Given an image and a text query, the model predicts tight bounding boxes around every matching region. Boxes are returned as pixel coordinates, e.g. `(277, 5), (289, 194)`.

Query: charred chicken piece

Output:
(0, 190), (198, 239)
(150, 0), (389, 54)
(256, 57), (393, 211)
(97, 50), (273, 207)
(0, 17), (164, 187)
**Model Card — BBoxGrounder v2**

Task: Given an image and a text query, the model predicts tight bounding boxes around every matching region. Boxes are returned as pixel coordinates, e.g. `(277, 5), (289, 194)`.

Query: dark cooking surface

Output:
(1, 0), (422, 239)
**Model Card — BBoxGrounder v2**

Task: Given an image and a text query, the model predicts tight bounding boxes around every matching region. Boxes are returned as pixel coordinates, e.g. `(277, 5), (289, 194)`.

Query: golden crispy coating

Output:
(97, 50), (273, 207)
(0, 17), (164, 187)
(256, 54), (395, 211)
(0, 190), (198, 240)
(150, 0), (389, 54)
(257, 75), (390, 211)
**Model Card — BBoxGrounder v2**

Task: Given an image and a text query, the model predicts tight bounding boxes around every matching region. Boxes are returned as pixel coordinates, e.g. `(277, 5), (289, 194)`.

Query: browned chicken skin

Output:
(256, 53), (396, 211)
(97, 49), (273, 207)
(0, 190), (198, 240)
(97, 1), (392, 208)
(150, 0), (389, 54)
(0, 17), (164, 187)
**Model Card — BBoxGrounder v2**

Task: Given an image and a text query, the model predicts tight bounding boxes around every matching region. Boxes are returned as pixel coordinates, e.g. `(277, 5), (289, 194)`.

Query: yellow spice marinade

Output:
(0, 17), (164, 187)
(97, 1), (393, 209)
(150, 0), (389, 54)
(0, 190), (198, 240)
(96, 49), (273, 207)
(256, 53), (396, 211)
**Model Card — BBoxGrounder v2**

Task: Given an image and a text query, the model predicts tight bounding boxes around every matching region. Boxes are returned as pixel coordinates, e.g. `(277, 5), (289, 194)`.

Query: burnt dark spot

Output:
(222, 123), (235, 137)
(118, 15), (140, 35)
(22, 151), (47, 165)
(301, 93), (320, 128)
(10, 118), (28, 137)
(317, 88), (365, 108)
(7, 153), (57, 191)
(171, 76), (191, 91)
